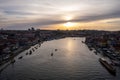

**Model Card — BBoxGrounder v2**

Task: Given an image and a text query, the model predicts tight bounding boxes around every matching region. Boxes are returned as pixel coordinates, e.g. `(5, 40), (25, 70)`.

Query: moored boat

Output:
(26, 52), (28, 55)
(32, 48), (35, 52)
(29, 50), (32, 55)
(82, 41), (85, 43)
(18, 56), (23, 59)
(99, 58), (116, 76)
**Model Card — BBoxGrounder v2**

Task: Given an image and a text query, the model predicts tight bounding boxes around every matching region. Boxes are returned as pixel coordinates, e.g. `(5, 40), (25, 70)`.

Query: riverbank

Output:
(85, 37), (120, 66)
(0, 42), (43, 73)
(0, 46), (30, 66)
(0, 36), (66, 70)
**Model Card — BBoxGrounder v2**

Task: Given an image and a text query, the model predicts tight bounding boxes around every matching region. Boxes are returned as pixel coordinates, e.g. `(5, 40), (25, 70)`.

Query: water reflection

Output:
(67, 39), (74, 51)
(66, 38), (74, 60)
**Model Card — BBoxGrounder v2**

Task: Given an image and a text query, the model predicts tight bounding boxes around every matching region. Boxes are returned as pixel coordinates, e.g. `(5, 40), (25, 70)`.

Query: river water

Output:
(0, 37), (120, 80)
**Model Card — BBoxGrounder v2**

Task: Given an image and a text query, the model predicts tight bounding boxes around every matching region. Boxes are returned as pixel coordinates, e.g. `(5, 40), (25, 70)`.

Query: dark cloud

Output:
(71, 10), (120, 22)
(4, 10), (36, 15)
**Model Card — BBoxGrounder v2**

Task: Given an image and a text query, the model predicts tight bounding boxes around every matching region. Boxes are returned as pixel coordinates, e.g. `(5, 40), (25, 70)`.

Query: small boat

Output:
(34, 47), (38, 49)
(32, 48), (35, 52)
(39, 44), (41, 47)
(26, 52), (28, 55)
(29, 50), (32, 55)
(89, 48), (93, 51)
(55, 49), (58, 51)
(18, 56), (23, 59)
(82, 41), (85, 43)
(51, 53), (53, 56)
(99, 58), (116, 75)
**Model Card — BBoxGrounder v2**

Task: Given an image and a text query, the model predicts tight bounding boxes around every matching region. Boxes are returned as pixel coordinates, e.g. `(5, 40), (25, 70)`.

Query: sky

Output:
(0, 0), (120, 31)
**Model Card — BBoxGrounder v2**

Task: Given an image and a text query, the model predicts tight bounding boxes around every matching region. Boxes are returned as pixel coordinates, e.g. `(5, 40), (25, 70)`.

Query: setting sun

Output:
(64, 22), (74, 27)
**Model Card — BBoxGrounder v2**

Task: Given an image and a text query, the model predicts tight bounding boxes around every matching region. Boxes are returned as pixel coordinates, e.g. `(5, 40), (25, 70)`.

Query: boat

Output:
(18, 56), (23, 59)
(51, 53), (53, 56)
(34, 47), (38, 49)
(99, 58), (116, 75)
(82, 41), (85, 43)
(32, 48), (35, 52)
(55, 49), (58, 51)
(26, 52), (28, 55)
(29, 50), (32, 55)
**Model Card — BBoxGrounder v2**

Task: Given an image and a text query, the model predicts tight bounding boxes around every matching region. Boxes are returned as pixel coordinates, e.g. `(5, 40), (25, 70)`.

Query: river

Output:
(0, 37), (120, 80)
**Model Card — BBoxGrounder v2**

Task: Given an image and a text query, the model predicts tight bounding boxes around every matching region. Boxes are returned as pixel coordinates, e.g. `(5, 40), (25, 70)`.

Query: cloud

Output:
(6, 9), (120, 26)
(0, 0), (120, 30)
(72, 10), (120, 22)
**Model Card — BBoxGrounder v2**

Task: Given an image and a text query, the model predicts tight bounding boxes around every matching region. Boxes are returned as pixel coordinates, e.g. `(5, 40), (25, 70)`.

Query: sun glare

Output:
(64, 22), (74, 27)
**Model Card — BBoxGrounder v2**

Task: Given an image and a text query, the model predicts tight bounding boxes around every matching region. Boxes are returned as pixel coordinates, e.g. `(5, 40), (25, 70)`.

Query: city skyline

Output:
(0, 0), (120, 31)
